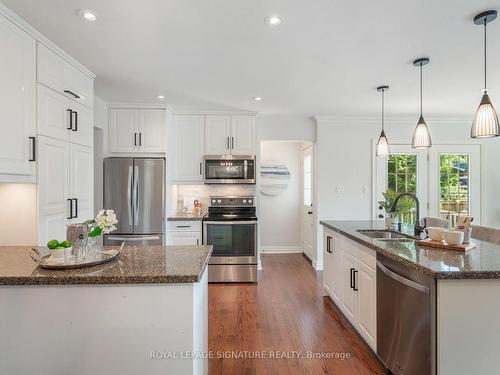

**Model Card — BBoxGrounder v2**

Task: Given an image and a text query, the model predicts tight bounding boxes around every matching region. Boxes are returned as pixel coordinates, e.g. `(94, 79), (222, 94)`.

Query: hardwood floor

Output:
(208, 254), (386, 375)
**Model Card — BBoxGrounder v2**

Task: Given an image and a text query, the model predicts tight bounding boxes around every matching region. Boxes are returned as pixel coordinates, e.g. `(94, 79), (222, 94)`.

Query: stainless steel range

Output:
(203, 196), (257, 283)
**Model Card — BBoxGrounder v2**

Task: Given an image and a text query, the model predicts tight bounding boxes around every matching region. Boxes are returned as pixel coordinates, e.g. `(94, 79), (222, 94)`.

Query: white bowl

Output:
(442, 230), (464, 246)
(425, 227), (446, 241)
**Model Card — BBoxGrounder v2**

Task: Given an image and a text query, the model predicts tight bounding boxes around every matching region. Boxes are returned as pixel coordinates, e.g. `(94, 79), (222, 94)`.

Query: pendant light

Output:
(412, 58), (432, 149)
(471, 10), (499, 139)
(376, 86), (390, 157)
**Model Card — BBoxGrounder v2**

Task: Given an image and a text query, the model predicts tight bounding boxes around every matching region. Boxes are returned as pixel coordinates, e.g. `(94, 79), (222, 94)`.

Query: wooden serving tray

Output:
(417, 238), (476, 252)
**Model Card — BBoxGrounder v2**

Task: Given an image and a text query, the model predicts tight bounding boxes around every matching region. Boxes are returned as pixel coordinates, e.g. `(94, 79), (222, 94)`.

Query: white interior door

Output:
(375, 144), (428, 220)
(301, 145), (314, 259)
(428, 144), (481, 226)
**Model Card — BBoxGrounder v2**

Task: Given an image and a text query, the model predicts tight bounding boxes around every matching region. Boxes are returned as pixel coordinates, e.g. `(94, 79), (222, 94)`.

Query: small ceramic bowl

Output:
(442, 230), (464, 246)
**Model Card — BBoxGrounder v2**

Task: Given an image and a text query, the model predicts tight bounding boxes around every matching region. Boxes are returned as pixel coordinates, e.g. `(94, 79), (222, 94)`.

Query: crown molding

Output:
(0, 3), (95, 79)
(107, 102), (169, 109)
(172, 110), (258, 116)
(314, 115), (471, 126)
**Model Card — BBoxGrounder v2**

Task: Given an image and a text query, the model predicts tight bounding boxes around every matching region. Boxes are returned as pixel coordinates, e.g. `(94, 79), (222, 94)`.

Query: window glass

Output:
(387, 154), (417, 225)
(303, 154), (312, 206)
(440, 154), (470, 227)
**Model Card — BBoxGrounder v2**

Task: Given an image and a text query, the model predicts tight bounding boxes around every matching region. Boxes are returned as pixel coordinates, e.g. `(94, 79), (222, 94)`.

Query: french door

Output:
(375, 143), (482, 225)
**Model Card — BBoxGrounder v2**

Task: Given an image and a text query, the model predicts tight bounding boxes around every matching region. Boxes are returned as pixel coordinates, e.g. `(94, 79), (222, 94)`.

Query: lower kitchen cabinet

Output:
(166, 220), (202, 246)
(323, 228), (377, 350)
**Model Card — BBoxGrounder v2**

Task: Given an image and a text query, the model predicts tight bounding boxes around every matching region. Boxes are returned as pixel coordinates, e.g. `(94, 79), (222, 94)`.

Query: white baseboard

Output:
(260, 246), (302, 254)
(313, 259), (323, 271)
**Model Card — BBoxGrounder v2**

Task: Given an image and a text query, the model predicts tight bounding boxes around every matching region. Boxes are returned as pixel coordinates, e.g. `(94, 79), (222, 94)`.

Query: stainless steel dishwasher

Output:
(377, 254), (436, 375)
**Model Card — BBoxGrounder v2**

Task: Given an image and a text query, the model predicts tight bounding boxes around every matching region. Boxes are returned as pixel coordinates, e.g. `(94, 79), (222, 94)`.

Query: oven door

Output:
(203, 157), (255, 184)
(203, 220), (257, 264)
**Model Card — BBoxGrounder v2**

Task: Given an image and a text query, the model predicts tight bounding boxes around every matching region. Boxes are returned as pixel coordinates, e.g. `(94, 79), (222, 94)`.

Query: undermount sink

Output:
(357, 229), (415, 242)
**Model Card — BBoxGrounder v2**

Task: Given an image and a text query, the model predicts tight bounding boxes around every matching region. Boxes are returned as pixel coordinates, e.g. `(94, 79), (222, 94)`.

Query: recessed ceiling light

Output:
(77, 9), (98, 22)
(265, 15), (283, 26)
(253, 97), (262, 101)
(157, 95), (165, 100)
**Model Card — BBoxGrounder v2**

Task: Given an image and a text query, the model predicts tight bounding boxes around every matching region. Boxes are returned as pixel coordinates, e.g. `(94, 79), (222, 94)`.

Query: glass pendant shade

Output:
(471, 93), (500, 138)
(412, 115), (432, 149)
(376, 129), (389, 157)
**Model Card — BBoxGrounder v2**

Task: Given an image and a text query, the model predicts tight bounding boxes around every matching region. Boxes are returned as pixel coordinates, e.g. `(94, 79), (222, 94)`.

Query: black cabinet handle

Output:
(326, 235), (332, 253)
(231, 137), (234, 149)
(72, 111), (78, 131)
(67, 109), (73, 130)
(378, 214), (384, 219)
(72, 198), (78, 218)
(353, 270), (358, 291)
(64, 90), (80, 99)
(134, 133), (137, 146)
(227, 137), (230, 149)
(199, 162), (202, 175)
(139, 133), (142, 146)
(67, 199), (73, 219)
(28, 137), (36, 162)
(196, 239), (200, 245)
(350, 268), (355, 289)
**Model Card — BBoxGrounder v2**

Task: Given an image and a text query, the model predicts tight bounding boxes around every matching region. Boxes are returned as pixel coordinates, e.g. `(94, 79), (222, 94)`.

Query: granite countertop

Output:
(320, 220), (500, 280)
(0, 245), (212, 285)
(167, 213), (205, 221)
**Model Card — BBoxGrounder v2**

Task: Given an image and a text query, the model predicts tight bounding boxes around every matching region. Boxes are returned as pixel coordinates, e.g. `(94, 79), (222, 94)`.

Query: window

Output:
(387, 154), (417, 225)
(439, 154), (470, 226)
(387, 154), (417, 194)
(303, 154), (312, 206)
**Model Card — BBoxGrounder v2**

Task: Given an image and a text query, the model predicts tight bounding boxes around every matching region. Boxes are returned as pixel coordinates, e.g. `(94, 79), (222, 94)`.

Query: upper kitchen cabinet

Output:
(204, 115), (231, 155)
(204, 114), (256, 155)
(37, 43), (94, 108)
(0, 14), (36, 183)
(109, 108), (166, 154)
(172, 114), (204, 182)
(230, 115), (256, 155)
(37, 84), (92, 147)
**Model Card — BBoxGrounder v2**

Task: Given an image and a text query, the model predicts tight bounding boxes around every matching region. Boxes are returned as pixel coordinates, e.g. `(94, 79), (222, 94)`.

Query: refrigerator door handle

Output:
(127, 165), (133, 226)
(133, 165), (139, 225)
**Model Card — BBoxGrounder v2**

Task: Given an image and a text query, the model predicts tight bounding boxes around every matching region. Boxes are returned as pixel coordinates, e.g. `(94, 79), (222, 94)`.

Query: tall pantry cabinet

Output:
(0, 8), (96, 245)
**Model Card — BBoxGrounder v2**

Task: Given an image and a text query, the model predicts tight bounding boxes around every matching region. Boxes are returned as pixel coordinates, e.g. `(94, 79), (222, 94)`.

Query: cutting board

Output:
(417, 238), (476, 252)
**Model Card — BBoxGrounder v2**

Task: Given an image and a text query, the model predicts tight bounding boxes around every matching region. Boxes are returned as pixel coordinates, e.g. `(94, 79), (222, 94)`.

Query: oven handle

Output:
(203, 221), (257, 225)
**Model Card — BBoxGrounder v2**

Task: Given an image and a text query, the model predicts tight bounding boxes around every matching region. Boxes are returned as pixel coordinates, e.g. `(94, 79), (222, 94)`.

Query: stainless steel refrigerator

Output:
(103, 158), (165, 246)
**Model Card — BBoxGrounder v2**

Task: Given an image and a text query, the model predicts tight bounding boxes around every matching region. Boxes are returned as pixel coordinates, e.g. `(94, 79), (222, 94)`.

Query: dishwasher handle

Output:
(377, 261), (430, 294)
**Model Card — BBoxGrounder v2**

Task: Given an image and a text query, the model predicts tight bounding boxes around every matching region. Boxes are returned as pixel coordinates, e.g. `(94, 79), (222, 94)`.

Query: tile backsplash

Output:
(176, 185), (256, 213)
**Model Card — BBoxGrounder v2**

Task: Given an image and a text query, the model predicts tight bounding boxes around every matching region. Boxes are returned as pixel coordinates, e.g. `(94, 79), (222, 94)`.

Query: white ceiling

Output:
(3, 0), (500, 116)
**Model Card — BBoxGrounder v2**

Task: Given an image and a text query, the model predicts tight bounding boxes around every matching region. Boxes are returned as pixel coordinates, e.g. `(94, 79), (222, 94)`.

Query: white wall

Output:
(315, 116), (500, 259)
(259, 141), (302, 253)
(0, 184), (37, 245)
(257, 114), (316, 142)
(93, 96), (108, 214)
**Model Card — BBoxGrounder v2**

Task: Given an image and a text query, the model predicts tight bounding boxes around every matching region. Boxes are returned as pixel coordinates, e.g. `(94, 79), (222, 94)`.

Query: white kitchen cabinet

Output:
(204, 115), (256, 155)
(166, 220), (202, 246)
(172, 114), (204, 182)
(322, 227), (377, 351)
(204, 115), (231, 155)
(69, 143), (93, 223)
(230, 115), (255, 155)
(341, 251), (358, 323)
(37, 43), (93, 108)
(0, 14), (36, 182)
(356, 261), (377, 348)
(168, 232), (202, 246)
(37, 84), (92, 147)
(37, 136), (70, 245)
(109, 108), (165, 153)
(139, 109), (166, 152)
(109, 109), (139, 153)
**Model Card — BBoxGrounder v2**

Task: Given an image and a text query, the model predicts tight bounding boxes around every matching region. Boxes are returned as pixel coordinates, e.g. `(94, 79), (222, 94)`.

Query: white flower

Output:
(94, 209), (118, 234)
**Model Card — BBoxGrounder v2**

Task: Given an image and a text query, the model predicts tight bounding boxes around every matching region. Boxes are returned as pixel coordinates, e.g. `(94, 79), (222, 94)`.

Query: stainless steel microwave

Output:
(203, 155), (256, 184)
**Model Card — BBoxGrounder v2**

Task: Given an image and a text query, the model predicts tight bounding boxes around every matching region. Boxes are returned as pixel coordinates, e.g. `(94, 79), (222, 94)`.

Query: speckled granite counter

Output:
(167, 213), (204, 221)
(0, 245), (212, 285)
(320, 220), (500, 279)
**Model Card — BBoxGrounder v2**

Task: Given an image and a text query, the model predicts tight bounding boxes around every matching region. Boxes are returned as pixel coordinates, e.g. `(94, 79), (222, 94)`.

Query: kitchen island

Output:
(320, 220), (500, 375)
(0, 245), (212, 375)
